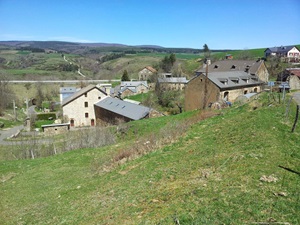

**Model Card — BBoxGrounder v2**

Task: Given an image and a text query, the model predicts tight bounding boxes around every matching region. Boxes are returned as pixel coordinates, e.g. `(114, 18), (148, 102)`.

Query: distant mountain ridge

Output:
(0, 40), (164, 50)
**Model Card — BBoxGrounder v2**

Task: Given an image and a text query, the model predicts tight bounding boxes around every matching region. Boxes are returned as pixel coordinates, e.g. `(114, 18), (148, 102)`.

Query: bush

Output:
(37, 113), (56, 120)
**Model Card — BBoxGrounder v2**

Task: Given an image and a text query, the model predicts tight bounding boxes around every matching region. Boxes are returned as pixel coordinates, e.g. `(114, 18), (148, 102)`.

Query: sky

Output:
(0, 0), (299, 50)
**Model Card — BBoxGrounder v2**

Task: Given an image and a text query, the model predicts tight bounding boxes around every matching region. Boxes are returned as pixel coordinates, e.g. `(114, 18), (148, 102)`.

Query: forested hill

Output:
(0, 40), (233, 54)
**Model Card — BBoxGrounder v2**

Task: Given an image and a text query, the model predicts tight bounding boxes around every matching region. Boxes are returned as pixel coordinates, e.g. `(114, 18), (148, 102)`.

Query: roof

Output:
(62, 84), (107, 106)
(158, 77), (188, 84)
(196, 60), (263, 75)
(265, 45), (298, 53)
(199, 71), (263, 89)
(94, 97), (150, 120)
(121, 81), (148, 88)
(286, 68), (300, 77)
(60, 87), (77, 94)
(145, 66), (157, 73)
(119, 86), (136, 93)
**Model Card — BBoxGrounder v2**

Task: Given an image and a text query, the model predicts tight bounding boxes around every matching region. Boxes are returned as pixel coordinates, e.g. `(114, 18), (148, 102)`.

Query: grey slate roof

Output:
(196, 60), (263, 75)
(60, 87), (77, 94)
(94, 97), (150, 120)
(121, 81), (148, 88)
(157, 77), (188, 84)
(62, 84), (107, 106)
(203, 71), (263, 89)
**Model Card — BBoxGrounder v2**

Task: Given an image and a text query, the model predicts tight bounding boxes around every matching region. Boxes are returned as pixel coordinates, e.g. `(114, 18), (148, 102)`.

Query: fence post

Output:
(285, 97), (293, 121)
(291, 105), (299, 133)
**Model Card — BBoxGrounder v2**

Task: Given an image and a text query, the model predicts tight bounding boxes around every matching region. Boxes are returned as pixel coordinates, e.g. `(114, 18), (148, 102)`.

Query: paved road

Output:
(0, 125), (24, 145)
(8, 79), (121, 84)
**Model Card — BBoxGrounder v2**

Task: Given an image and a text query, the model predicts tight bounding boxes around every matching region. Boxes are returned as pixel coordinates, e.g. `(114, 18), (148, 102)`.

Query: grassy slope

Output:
(1, 94), (299, 224)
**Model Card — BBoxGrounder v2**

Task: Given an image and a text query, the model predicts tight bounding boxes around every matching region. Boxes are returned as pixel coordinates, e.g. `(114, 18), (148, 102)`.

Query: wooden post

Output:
(203, 59), (209, 109)
(291, 105), (299, 133)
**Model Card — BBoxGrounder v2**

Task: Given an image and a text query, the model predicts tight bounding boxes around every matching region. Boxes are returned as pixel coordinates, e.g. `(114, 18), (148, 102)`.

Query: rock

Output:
(259, 175), (278, 183)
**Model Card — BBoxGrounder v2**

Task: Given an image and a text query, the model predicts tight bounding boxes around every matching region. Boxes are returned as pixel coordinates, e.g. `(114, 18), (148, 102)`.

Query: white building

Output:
(62, 85), (107, 127)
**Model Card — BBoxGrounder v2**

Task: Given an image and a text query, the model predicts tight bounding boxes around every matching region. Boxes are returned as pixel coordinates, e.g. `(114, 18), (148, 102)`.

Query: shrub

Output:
(37, 113), (56, 120)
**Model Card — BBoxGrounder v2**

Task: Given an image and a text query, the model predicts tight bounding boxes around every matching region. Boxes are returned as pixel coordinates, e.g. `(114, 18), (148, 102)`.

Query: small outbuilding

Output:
(41, 123), (70, 136)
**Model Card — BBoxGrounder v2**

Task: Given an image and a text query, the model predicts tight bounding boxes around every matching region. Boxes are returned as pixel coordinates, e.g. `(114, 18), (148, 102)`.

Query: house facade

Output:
(186, 63), (266, 111)
(157, 77), (188, 91)
(62, 85), (107, 127)
(264, 46), (300, 62)
(138, 66), (157, 81)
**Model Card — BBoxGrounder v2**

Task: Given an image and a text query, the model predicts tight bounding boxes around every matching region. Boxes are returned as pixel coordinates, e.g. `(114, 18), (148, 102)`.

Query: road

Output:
(8, 80), (121, 84)
(0, 125), (24, 145)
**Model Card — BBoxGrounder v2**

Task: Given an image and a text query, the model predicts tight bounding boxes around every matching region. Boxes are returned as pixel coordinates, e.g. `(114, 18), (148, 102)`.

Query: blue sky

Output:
(0, 0), (299, 49)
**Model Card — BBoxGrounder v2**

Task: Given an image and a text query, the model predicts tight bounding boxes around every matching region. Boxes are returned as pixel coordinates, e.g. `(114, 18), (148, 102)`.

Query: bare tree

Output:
(0, 73), (15, 116)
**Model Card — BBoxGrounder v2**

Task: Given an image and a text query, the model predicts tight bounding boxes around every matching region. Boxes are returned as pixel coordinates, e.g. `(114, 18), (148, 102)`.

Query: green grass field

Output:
(0, 93), (299, 224)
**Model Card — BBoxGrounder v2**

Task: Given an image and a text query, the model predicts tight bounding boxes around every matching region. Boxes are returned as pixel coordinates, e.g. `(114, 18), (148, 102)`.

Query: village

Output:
(37, 45), (300, 136)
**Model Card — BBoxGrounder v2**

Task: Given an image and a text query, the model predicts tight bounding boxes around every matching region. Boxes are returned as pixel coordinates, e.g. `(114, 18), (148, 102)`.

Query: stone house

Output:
(62, 84), (107, 127)
(278, 68), (300, 90)
(138, 66), (157, 81)
(157, 76), (188, 91)
(196, 59), (269, 83)
(118, 81), (149, 98)
(264, 45), (300, 62)
(185, 60), (268, 110)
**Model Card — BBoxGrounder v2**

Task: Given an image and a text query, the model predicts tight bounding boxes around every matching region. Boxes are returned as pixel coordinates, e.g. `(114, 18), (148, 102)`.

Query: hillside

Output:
(1, 41), (282, 81)
(0, 93), (299, 224)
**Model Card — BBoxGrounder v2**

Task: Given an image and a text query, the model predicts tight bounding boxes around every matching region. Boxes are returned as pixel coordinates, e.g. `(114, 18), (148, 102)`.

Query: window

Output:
(85, 113), (89, 118)
(84, 102), (88, 107)
(229, 77), (239, 84)
(218, 78), (228, 85)
(224, 91), (229, 101)
(98, 96), (101, 99)
(84, 93), (87, 97)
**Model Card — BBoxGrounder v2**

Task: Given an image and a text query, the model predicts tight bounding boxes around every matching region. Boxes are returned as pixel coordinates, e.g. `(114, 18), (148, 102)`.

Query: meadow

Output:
(0, 92), (299, 224)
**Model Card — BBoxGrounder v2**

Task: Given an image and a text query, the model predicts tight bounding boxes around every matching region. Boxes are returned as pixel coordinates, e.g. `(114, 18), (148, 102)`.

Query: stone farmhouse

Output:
(62, 85), (107, 127)
(185, 60), (269, 110)
(118, 81), (149, 98)
(264, 45), (300, 62)
(62, 84), (159, 127)
(138, 66), (157, 81)
(157, 74), (188, 91)
(278, 68), (300, 90)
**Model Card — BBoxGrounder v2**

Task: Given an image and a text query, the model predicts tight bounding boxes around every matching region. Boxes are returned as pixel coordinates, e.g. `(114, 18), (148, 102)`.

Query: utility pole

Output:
(203, 58), (209, 109)
(13, 100), (17, 121)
